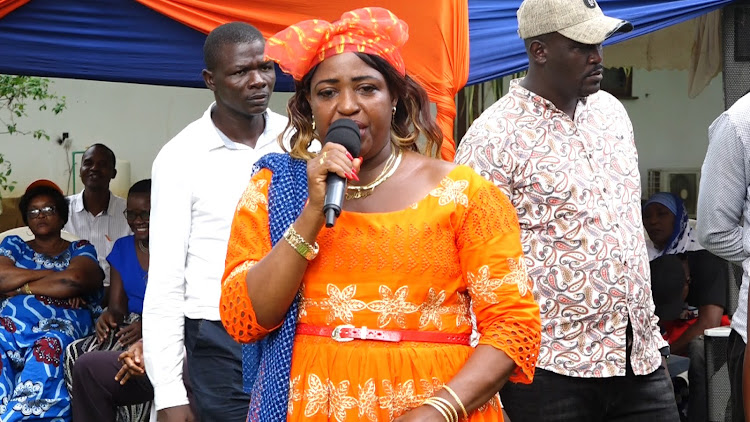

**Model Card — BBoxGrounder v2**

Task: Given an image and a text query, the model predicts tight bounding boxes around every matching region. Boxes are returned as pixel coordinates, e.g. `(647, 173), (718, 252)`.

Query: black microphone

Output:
(323, 119), (361, 228)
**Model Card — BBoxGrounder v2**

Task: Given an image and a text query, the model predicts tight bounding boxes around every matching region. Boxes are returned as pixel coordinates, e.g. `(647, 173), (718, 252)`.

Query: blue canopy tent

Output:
(469, 0), (734, 85)
(0, 0), (734, 91)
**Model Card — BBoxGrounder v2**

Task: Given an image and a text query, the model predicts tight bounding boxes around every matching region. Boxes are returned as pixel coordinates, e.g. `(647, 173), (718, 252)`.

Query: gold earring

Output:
(392, 106), (396, 117)
(312, 120), (316, 131)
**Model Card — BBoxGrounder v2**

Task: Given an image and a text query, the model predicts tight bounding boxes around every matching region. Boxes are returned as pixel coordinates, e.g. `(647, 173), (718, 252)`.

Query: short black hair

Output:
(203, 22), (264, 71)
(87, 143), (117, 168)
(128, 179), (151, 196)
(524, 33), (553, 50)
(19, 186), (69, 227)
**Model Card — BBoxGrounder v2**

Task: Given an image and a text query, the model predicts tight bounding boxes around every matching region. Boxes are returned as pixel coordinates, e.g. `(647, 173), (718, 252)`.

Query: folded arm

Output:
(24, 255), (103, 298)
(0, 256), (53, 293)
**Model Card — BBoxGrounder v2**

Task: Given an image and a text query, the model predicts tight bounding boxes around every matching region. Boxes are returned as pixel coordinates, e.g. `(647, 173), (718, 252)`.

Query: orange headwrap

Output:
(265, 7), (409, 81)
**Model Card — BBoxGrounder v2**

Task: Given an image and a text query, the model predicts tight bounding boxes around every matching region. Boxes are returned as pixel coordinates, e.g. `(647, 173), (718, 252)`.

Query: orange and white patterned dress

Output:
(221, 165), (541, 421)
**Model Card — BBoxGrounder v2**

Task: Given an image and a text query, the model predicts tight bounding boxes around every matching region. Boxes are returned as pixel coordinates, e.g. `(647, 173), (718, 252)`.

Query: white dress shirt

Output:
(64, 190), (131, 286)
(143, 103), (287, 411)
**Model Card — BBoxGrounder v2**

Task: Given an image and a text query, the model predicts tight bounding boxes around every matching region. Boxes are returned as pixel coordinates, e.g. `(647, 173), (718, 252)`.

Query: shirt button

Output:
(603, 188), (608, 193)
(588, 153), (593, 159)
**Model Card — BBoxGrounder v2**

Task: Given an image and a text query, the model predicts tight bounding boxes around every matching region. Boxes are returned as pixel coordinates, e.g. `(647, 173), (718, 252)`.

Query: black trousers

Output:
(71, 351), (154, 422)
(728, 329), (745, 422)
(184, 318), (249, 422)
(501, 364), (679, 422)
(71, 350), (198, 422)
(502, 323), (679, 422)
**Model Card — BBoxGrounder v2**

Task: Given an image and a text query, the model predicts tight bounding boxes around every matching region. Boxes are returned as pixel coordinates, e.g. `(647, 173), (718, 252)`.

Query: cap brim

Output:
(25, 179), (63, 195)
(558, 15), (633, 45)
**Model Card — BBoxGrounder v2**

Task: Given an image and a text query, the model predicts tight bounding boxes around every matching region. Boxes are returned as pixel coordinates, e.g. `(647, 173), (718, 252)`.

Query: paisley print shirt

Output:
(455, 80), (667, 377)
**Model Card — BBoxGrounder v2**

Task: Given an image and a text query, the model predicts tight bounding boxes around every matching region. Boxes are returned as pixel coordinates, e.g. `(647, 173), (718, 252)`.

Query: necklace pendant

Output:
(345, 188), (373, 200)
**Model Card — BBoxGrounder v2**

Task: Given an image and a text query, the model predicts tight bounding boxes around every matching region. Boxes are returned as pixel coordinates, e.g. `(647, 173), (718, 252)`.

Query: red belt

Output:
(296, 323), (471, 345)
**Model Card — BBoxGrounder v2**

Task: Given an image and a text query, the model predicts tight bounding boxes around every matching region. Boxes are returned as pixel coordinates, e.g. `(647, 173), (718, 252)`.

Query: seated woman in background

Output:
(220, 7), (540, 421)
(644, 191), (729, 422)
(64, 179), (152, 422)
(0, 179), (103, 421)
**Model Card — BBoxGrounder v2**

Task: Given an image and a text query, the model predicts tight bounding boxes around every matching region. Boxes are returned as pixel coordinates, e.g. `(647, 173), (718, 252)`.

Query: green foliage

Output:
(0, 75), (66, 196)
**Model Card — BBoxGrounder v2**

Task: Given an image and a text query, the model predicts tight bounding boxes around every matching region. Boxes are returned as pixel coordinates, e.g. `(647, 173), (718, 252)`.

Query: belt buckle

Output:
(331, 324), (355, 342)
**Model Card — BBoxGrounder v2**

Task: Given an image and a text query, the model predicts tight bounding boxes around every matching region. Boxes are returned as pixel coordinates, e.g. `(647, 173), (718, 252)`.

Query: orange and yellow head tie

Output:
(265, 7), (409, 81)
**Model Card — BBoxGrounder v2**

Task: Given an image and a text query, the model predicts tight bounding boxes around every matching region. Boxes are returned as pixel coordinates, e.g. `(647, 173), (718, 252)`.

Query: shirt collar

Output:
(70, 192), (85, 213)
(206, 103), (272, 152)
(71, 189), (116, 216)
(509, 78), (590, 118)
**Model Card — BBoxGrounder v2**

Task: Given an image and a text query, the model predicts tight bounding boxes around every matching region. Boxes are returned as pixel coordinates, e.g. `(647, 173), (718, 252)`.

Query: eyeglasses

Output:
(123, 210), (150, 222)
(27, 206), (56, 219)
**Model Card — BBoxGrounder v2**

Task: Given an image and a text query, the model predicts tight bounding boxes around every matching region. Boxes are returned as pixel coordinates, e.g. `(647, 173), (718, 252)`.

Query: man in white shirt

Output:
(64, 143), (132, 293)
(143, 22), (287, 422)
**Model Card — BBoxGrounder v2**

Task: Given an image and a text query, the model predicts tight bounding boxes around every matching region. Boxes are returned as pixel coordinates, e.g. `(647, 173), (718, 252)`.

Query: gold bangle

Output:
(23, 283), (32, 295)
(443, 385), (469, 420)
(430, 397), (459, 422)
(283, 225), (319, 261)
(423, 399), (452, 422)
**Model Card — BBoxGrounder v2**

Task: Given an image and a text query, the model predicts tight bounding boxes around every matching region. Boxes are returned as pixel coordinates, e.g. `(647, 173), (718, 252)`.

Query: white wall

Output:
(0, 69), (725, 199)
(0, 78), (293, 198)
(623, 69), (725, 194)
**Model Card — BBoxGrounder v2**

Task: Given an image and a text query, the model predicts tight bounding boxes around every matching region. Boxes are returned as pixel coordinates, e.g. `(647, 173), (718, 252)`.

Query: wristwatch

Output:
(659, 345), (670, 360)
(283, 225), (319, 261)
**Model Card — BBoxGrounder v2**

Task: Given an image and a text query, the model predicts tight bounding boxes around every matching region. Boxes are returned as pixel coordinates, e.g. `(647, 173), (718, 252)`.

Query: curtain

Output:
(604, 10), (723, 97)
(135, 0), (470, 159)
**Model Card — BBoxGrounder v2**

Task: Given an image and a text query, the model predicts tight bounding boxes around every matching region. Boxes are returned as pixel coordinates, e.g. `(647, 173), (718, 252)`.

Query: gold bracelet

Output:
(423, 399), (453, 422)
(443, 385), (469, 420)
(22, 283), (32, 295)
(430, 397), (459, 422)
(283, 225), (319, 261)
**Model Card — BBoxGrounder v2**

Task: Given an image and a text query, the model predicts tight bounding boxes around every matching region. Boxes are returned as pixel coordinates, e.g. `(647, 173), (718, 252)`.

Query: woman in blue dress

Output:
(64, 179), (152, 422)
(0, 180), (103, 421)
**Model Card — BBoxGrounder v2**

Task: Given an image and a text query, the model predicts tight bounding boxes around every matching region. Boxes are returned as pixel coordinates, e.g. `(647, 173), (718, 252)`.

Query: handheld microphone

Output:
(322, 119), (361, 228)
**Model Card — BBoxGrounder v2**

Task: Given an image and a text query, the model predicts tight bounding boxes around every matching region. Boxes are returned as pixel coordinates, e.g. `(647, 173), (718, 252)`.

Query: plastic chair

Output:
(0, 226), (79, 243)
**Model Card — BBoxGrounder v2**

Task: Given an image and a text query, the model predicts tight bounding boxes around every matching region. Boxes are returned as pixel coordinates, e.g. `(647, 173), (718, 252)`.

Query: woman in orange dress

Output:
(220, 7), (540, 422)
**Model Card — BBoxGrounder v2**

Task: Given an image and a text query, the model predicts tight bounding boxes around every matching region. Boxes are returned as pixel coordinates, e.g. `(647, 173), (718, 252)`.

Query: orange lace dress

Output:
(221, 165), (541, 421)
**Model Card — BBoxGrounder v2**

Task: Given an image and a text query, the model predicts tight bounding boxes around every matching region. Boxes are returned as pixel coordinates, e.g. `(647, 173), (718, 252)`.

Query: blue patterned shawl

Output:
(241, 152), (308, 421)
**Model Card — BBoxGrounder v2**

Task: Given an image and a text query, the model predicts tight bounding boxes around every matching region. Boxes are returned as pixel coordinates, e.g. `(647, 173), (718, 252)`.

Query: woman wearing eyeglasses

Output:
(0, 179), (103, 421)
(64, 179), (153, 422)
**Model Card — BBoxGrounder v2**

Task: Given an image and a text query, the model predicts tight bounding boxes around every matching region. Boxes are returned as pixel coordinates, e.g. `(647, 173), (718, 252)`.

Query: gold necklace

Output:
(346, 148), (403, 200)
(137, 240), (149, 254)
(366, 147), (398, 187)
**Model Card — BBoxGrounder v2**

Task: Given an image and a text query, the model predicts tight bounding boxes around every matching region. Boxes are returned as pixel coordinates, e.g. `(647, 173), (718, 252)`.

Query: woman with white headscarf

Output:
(643, 192), (729, 422)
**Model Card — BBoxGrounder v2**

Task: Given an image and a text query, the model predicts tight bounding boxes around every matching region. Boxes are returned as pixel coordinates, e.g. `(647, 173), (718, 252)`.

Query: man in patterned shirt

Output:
(696, 91), (750, 422)
(455, 0), (679, 420)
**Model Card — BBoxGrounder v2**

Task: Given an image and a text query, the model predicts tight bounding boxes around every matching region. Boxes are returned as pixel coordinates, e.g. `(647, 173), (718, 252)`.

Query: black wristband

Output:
(659, 345), (670, 359)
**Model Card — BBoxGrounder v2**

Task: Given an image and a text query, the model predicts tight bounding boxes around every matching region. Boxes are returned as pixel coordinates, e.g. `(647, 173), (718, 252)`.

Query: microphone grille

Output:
(324, 119), (361, 157)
